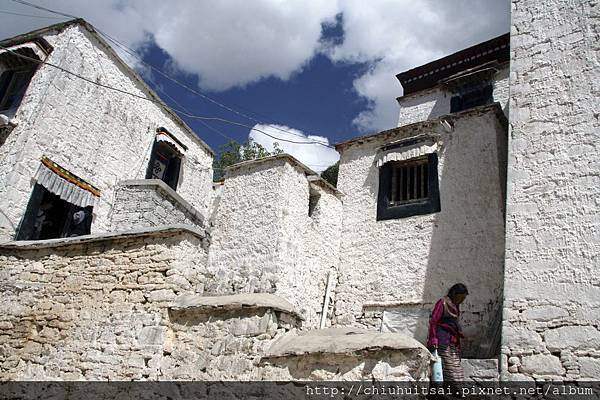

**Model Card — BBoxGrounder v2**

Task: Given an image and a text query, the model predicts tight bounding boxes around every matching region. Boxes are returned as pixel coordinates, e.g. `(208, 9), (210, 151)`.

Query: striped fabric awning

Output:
(375, 140), (438, 168)
(33, 157), (100, 208)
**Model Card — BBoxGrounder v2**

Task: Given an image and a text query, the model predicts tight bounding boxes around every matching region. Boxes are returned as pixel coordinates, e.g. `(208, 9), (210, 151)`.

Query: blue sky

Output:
(0, 0), (510, 171)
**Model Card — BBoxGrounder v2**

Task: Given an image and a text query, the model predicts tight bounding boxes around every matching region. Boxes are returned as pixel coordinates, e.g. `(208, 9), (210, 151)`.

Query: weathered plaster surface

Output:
(0, 227), (429, 381)
(0, 24), (213, 241)
(110, 180), (206, 231)
(208, 156), (343, 327)
(397, 66), (509, 126)
(0, 228), (210, 379)
(335, 106), (507, 356)
(501, 0), (600, 379)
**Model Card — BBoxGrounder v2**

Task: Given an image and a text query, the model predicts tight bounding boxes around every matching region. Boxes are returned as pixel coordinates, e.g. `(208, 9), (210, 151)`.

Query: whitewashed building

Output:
(0, 0), (598, 382)
(0, 19), (214, 243)
(334, 34), (509, 359)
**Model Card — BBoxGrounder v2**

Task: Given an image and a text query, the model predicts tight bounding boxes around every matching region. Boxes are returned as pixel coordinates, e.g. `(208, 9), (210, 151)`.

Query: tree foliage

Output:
(320, 161), (339, 187)
(213, 139), (283, 181)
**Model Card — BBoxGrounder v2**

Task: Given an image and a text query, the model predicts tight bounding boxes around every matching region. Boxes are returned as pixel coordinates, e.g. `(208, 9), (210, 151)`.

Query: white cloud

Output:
(249, 124), (339, 173)
(0, 0), (509, 137)
(327, 0), (510, 131)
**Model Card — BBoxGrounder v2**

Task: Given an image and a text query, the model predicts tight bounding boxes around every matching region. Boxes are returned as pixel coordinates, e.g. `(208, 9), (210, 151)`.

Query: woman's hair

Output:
(447, 283), (469, 298)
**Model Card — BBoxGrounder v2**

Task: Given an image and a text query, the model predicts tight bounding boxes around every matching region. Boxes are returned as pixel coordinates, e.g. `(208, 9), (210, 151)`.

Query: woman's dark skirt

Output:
(438, 344), (464, 382)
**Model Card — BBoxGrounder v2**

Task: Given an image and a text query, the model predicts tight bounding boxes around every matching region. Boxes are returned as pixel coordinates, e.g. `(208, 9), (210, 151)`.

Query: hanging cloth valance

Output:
(375, 140), (438, 168)
(0, 42), (48, 63)
(156, 131), (186, 157)
(33, 157), (100, 208)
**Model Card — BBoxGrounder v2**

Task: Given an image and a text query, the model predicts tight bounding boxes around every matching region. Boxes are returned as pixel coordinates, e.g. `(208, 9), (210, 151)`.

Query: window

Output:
(0, 67), (36, 112)
(146, 140), (182, 190)
(377, 153), (441, 220)
(16, 183), (92, 240)
(450, 81), (493, 113)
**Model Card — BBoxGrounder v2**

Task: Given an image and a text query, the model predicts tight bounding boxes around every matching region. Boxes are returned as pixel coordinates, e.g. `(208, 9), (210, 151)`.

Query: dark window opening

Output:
(16, 183), (92, 241)
(0, 67), (36, 112)
(450, 82), (493, 113)
(146, 141), (182, 190)
(308, 188), (321, 218)
(377, 153), (441, 221)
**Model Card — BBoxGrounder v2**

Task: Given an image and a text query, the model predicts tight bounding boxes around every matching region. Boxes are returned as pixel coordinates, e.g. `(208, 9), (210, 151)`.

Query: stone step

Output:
(462, 358), (499, 381)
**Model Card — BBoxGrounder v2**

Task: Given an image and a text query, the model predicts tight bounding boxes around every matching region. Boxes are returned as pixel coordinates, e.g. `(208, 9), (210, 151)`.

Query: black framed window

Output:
(450, 81), (493, 113)
(146, 141), (182, 191)
(377, 153), (441, 221)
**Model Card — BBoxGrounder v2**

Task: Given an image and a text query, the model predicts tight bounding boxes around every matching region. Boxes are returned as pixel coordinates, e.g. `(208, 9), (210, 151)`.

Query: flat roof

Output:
(226, 153), (343, 197)
(335, 102), (505, 152)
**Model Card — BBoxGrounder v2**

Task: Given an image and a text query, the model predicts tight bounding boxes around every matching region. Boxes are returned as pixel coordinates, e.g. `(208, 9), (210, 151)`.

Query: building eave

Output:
(396, 33), (510, 96)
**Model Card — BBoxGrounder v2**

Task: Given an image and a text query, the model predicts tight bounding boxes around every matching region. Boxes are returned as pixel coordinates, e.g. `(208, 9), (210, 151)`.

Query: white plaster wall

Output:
(286, 178), (343, 327)
(0, 24), (213, 240)
(397, 65), (510, 126)
(208, 157), (342, 327)
(335, 106), (507, 355)
(501, 0), (600, 380)
(397, 87), (451, 126)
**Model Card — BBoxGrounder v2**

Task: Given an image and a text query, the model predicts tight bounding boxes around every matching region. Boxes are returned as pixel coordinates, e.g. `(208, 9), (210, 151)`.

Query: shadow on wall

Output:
(420, 121), (507, 358)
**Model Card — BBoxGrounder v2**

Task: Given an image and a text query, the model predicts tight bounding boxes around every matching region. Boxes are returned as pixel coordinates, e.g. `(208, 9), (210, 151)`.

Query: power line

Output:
(9, 0), (336, 146)
(0, 44), (335, 147)
(9, 0), (75, 19)
(0, 9), (65, 19)
(97, 31), (335, 146)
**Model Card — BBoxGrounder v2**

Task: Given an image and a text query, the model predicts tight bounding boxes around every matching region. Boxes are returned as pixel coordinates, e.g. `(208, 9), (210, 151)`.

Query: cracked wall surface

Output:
(501, 0), (600, 380)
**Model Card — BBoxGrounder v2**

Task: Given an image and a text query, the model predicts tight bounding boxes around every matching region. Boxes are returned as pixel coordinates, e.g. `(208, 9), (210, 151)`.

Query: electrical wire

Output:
(9, 0), (336, 145)
(0, 44), (335, 147)
(0, 9), (65, 19)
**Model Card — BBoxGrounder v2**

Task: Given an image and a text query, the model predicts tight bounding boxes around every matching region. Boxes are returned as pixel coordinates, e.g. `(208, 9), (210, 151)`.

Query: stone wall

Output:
(110, 180), (206, 232)
(208, 155), (343, 327)
(335, 105), (508, 356)
(0, 22), (214, 241)
(0, 227), (430, 381)
(0, 226), (211, 379)
(502, 0), (600, 380)
(397, 66), (509, 126)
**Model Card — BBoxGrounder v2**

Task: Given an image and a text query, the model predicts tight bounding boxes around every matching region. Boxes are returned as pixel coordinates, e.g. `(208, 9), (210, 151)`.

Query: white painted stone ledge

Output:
(118, 179), (206, 225)
(171, 293), (303, 321)
(0, 223), (206, 249)
(264, 327), (433, 359)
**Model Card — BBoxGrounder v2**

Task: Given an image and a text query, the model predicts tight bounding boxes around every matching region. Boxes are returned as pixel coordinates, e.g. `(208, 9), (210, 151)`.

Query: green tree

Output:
(320, 161), (339, 187)
(213, 139), (283, 181)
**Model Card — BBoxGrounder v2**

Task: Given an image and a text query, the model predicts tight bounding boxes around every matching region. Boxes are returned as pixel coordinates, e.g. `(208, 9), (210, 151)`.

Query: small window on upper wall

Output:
(450, 81), (493, 113)
(377, 153), (441, 221)
(146, 140), (182, 191)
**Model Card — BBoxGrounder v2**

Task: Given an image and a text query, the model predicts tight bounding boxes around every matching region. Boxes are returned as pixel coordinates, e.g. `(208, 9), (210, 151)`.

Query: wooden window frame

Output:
(376, 153), (441, 221)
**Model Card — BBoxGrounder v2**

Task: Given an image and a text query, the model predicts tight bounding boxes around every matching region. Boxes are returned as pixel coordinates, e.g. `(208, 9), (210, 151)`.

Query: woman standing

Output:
(427, 283), (469, 383)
